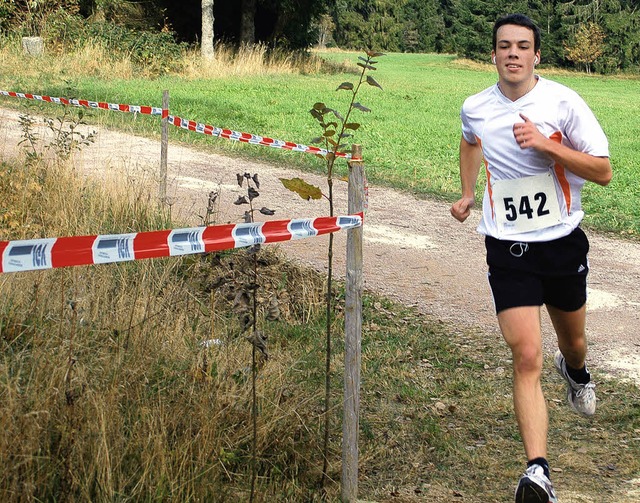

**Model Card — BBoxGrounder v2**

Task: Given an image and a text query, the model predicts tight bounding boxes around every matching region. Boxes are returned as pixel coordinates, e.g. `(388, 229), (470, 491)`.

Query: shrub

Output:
(48, 11), (187, 74)
(6, 8), (188, 76)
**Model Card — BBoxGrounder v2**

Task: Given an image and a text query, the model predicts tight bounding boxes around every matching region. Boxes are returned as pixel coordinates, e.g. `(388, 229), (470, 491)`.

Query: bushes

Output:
(0, 0), (80, 37)
(47, 11), (187, 74)
(3, 8), (188, 77)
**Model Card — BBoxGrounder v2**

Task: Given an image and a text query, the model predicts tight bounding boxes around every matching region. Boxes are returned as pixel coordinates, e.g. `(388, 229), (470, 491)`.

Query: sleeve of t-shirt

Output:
(560, 92), (610, 158)
(460, 100), (478, 144)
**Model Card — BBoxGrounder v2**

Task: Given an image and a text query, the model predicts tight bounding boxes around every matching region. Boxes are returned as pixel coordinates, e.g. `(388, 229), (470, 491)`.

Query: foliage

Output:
(80, 0), (150, 28)
(0, 160), (45, 236)
(19, 109), (96, 165)
(230, 170), (278, 502)
(0, 1), (14, 32)
(43, 10), (188, 74)
(330, 0), (640, 73)
(0, 3), (187, 76)
(0, 107), (95, 238)
(0, 0), (80, 36)
(564, 22), (605, 74)
(401, 0), (447, 53)
(314, 13), (335, 48)
(156, 0), (330, 50)
(279, 177), (322, 200)
(597, 2), (640, 73)
(309, 55), (383, 163)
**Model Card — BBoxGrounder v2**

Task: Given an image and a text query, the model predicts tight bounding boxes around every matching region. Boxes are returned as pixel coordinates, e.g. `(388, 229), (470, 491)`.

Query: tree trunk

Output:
(270, 8), (291, 44)
(317, 14), (334, 49)
(240, 0), (256, 45)
(201, 0), (215, 60)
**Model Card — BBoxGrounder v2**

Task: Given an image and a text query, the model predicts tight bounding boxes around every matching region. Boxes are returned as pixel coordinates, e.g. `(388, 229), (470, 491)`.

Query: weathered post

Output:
(22, 36), (44, 56)
(342, 144), (364, 502)
(160, 90), (169, 203)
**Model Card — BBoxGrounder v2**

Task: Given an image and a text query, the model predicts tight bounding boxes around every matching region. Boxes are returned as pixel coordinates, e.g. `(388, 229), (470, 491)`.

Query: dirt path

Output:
(1, 107), (639, 386)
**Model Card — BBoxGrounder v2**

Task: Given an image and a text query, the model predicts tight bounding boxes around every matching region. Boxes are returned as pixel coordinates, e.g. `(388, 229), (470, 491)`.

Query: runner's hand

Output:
(514, 113), (545, 150)
(451, 197), (475, 222)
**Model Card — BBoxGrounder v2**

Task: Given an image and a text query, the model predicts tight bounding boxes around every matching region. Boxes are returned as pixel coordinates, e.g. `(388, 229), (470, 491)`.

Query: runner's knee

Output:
(511, 345), (543, 376)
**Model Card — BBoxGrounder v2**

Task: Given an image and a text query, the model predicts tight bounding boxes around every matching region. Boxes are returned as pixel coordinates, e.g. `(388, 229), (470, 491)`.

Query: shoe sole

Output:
(515, 480), (551, 503)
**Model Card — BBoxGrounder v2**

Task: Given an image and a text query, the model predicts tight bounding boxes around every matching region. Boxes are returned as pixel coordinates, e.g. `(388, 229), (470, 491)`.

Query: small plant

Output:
(18, 107), (96, 168)
(17, 113), (43, 167)
(231, 171), (277, 502)
(43, 107), (97, 161)
(280, 50), (384, 487)
(200, 189), (219, 226)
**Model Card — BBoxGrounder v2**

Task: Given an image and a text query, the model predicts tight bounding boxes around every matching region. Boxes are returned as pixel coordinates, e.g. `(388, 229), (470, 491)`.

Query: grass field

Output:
(1, 50), (639, 236)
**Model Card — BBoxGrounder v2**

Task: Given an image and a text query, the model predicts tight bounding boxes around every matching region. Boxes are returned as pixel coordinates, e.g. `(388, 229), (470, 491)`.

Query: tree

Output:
(564, 21), (605, 73)
(599, 3), (640, 72)
(332, 0), (408, 51)
(259, 0), (328, 48)
(201, 0), (214, 59)
(315, 13), (334, 48)
(452, 0), (495, 61)
(240, 0), (256, 45)
(401, 0), (445, 53)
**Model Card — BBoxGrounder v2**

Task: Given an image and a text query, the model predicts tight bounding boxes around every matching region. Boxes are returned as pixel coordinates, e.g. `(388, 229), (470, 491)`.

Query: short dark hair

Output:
(493, 14), (541, 53)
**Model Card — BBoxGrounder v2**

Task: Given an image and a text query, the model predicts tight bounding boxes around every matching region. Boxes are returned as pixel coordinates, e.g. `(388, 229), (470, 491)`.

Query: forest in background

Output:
(1, 0), (639, 73)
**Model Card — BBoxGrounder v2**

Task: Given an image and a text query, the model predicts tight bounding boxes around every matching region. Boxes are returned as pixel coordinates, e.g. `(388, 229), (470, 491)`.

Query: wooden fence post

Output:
(342, 144), (364, 502)
(159, 90), (169, 203)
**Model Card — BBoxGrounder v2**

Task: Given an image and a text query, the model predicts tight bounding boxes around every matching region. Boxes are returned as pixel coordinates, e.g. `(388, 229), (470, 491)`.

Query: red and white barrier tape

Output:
(0, 90), (164, 116)
(168, 114), (349, 158)
(0, 213), (363, 274)
(0, 90), (350, 158)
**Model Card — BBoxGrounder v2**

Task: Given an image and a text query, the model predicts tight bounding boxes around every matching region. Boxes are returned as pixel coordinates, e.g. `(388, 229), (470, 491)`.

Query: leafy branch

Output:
(310, 51), (383, 183)
(281, 50), (384, 490)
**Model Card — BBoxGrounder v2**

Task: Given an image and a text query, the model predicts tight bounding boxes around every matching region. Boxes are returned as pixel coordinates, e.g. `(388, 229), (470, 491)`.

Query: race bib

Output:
(491, 172), (562, 237)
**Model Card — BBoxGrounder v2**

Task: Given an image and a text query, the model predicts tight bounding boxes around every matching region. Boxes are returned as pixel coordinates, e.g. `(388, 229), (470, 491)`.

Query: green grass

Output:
(1, 51), (639, 236)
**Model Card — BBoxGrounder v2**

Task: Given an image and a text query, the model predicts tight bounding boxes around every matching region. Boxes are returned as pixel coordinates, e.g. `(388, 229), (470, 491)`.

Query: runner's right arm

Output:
(451, 135), (483, 223)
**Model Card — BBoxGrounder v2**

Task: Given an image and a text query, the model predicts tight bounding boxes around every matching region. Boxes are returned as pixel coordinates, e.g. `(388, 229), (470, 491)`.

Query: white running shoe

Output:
(554, 350), (596, 417)
(515, 464), (558, 503)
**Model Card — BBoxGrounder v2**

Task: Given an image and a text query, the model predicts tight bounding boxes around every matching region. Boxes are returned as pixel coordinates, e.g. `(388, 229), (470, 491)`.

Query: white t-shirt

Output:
(461, 76), (609, 242)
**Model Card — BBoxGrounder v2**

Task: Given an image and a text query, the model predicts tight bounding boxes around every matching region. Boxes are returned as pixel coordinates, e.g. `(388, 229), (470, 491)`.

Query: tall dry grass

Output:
(0, 35), (344, 83)
(0, 37), (136, 81)
(181, 43), (337, 79)
(0, 118), (338, 501)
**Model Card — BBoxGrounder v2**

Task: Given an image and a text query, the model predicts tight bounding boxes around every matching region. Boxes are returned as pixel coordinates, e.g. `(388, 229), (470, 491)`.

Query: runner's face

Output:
(492, 24), (539, 87)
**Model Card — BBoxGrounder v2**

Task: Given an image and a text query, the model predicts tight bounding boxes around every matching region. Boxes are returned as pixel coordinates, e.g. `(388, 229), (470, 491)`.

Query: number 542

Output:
(503, 193), (551, 222)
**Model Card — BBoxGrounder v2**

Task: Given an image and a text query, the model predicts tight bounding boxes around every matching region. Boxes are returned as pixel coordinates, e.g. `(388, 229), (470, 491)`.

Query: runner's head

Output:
(493, 14), (541, 53)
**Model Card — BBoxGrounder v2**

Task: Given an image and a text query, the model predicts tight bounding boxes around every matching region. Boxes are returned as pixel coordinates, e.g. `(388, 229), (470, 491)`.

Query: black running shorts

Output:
(485, 227), (589, 314)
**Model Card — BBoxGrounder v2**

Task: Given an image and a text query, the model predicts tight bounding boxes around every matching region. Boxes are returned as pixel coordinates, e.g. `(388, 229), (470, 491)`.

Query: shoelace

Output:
(574, 382), (595, 397)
